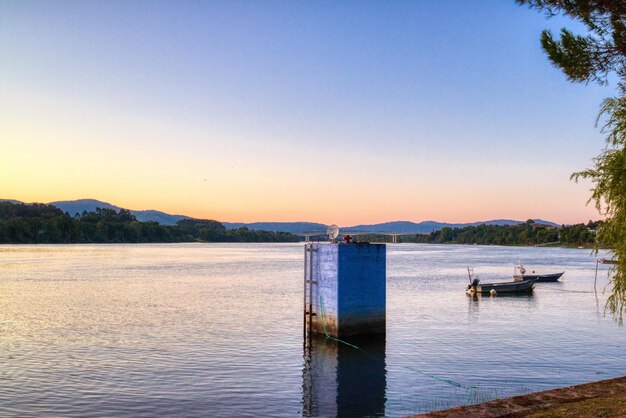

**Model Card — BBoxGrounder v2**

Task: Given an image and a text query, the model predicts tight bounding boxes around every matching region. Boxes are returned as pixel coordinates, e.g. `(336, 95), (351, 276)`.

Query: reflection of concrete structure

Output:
(302, 336), (386, 417)
(304, 243), (386, 337)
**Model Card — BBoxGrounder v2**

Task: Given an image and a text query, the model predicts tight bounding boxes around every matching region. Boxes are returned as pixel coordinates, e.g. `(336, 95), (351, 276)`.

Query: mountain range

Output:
(2, 198), (561, 232)
(223, 219), (560, 234)
(3, 199), (189, 225)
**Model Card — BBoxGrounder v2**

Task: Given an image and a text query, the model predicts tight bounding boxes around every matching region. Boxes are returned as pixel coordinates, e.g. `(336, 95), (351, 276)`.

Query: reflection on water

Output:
(303, 335), (386, 417)
(1, 243), (625, 416)
(467, 292), (536, 321)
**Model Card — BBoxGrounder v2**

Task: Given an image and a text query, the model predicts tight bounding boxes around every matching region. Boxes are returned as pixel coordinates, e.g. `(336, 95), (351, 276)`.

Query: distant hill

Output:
(343, 219), (559, 233)
(1, 198), (560, 231)
(49, 199), (119, 216)
(0, 199), (189, 225)
(48, 199), (190, 225)
(224, 219), (560, 234)
(223, 222), (327, 234)
(0, 201), (299, 244)
(130, 209), (188, 225)
(4, 198), (189, 225)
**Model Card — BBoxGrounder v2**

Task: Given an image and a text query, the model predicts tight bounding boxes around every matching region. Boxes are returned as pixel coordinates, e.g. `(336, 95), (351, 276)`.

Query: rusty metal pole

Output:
(303, 244), (308, 339)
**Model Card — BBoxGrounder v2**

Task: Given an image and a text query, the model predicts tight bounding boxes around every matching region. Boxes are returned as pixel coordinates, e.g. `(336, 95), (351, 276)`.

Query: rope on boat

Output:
(318, 294), (475, 391)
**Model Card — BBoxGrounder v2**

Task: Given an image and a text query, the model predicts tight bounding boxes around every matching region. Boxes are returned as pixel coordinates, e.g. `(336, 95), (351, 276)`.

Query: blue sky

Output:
(0, 0), (614, 223)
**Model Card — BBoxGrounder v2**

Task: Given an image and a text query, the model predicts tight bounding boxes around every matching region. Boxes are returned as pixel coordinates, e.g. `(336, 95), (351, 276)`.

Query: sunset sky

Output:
(0, 1), (613, 225)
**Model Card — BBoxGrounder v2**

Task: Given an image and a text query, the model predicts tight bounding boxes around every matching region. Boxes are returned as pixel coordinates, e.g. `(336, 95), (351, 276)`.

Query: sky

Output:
(0, 0), (616, 224)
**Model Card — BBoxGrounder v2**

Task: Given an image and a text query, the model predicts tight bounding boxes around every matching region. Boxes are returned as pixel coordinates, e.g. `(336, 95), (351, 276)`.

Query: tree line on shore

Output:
(0, 202), (299, 244)
(0, 201), (601, 247)
(361, 220), (601, 247)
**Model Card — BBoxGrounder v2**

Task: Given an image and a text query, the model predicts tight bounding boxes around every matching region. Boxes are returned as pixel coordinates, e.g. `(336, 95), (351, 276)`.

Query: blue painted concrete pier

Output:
(304, 242), (386, 337)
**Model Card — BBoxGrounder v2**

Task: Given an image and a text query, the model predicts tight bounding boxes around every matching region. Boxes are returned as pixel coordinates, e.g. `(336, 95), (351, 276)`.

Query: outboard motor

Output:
(467, 278), (480, 290)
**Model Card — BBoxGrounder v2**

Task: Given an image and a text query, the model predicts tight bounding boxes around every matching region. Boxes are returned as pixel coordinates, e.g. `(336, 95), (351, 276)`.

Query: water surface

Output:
(0, 243), (624, 416)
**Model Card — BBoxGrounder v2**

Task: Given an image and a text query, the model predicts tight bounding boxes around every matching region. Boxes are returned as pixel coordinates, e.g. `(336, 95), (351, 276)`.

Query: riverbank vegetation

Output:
(357, 220), (600, 247)
(518, 0), (626, 323)
(0, 202), (299, 244)
(411, 220), (599, 247)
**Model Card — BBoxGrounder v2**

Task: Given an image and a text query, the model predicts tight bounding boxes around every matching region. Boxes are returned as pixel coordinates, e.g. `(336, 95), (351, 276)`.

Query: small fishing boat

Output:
(513, 262), (564, 282)
(466, 267), (536, 295)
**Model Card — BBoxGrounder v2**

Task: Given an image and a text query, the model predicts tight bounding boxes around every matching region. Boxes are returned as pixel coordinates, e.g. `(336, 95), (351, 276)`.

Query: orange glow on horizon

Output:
(0, 83), (603, 227)
(1, 186), (601, 226)
(0, 2), (611, 230)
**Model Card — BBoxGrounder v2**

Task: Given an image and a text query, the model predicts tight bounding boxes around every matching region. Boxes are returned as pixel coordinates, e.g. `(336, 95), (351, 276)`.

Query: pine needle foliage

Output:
(518, 0), (626, 323)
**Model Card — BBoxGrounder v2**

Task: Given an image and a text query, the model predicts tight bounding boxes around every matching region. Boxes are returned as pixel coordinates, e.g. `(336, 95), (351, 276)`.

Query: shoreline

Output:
(414, 376), (626, 418)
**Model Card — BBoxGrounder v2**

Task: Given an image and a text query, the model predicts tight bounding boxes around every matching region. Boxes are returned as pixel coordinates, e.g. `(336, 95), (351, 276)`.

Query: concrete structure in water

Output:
(304, 242), (386, 337)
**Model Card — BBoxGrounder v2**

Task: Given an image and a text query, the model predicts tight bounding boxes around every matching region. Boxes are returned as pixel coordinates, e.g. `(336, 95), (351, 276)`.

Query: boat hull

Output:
(468, 279), (536, 294)
(514, 272), (564, 282)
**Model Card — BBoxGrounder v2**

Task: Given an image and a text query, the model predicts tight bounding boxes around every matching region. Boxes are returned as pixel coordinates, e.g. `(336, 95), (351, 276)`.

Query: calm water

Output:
(1, 243), (624, 417)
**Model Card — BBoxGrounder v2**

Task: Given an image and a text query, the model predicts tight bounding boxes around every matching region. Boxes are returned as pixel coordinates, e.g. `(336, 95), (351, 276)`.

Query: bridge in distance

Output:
(297, 230), (430, 243)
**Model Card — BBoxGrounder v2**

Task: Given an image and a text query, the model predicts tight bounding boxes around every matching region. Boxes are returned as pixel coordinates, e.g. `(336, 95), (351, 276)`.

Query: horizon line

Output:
(0, 198), (597, 226)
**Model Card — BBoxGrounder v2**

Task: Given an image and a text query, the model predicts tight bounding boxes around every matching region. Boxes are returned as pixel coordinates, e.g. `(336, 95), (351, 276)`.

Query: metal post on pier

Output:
(303, 243), (316, 340)
(303, 244), (308, 340)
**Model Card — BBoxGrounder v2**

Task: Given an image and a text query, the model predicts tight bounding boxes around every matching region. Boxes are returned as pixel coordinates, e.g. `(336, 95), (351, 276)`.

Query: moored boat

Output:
(466, 267), (536, 295)
(515, 272), (564, 282)
(513, 262), (564, 282)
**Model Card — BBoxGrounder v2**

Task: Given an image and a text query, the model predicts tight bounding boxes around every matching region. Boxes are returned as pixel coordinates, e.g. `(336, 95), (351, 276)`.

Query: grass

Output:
(415, 376), (626, 418)
(526, 392), (626, 418)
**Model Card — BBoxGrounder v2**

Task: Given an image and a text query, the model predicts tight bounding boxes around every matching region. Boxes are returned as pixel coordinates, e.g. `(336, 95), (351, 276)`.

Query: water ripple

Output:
(0, 243), (624, 416)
